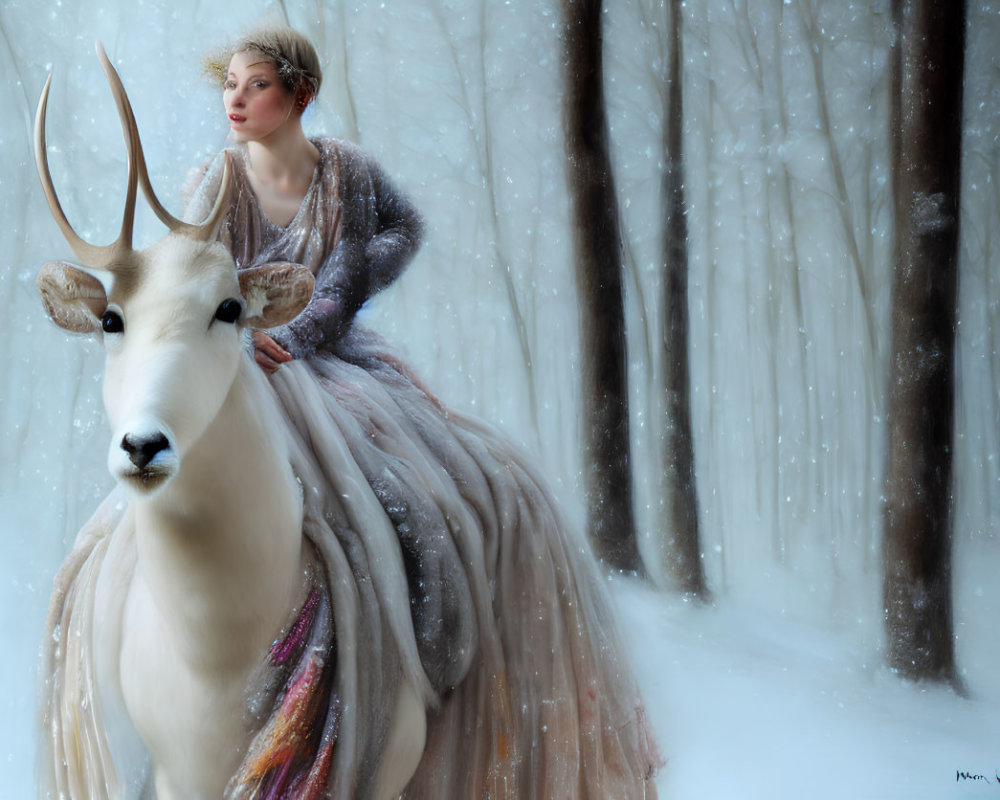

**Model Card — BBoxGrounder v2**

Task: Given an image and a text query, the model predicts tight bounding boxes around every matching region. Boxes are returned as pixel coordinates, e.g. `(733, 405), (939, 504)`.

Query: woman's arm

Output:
(264, 242), (364, 358)
(267, 148), (424, 358)
(363, 155), (424, 297)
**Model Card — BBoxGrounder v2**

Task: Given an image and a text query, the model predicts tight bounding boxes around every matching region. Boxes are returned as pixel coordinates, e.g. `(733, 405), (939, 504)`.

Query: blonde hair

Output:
(204, 26), (322, 106)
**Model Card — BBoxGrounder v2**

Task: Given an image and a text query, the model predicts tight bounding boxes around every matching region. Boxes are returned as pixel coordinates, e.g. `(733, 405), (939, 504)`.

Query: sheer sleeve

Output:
(181, 151), (227, 226)
(362, 152), (424, 297)
(267, 145), (424, 358)
(266, 246), (361, 358)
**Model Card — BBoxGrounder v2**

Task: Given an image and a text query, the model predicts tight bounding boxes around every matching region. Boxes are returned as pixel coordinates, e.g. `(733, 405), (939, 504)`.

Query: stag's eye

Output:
(214, 298), (243, 324)
(101, 309), (124, 334)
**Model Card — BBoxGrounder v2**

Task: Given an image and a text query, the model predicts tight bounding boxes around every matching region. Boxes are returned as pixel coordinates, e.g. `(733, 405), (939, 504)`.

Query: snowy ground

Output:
(4, 11), (998, 793)
(616, 539), (1000, 800)
(3, 527), (997, 798)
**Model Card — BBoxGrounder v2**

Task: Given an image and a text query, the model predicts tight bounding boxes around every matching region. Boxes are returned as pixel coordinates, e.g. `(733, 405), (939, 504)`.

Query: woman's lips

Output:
(229, 114), (245, 124)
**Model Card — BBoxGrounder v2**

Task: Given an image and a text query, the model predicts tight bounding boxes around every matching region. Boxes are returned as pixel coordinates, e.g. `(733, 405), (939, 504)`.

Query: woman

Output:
(188, 29), (423, 369)
(58, 27), (660, 798)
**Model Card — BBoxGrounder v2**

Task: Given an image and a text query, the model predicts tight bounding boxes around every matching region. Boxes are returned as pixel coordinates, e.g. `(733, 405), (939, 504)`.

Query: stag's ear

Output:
(238, 263), (315, 329)
(37, 261), (109, 334)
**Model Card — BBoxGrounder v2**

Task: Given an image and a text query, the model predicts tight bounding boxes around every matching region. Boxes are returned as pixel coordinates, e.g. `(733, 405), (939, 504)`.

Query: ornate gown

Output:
(41, 138), (660, 799)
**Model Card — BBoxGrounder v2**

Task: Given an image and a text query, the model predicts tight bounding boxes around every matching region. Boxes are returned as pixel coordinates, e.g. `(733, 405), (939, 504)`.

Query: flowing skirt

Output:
(40, 329), (660, 799)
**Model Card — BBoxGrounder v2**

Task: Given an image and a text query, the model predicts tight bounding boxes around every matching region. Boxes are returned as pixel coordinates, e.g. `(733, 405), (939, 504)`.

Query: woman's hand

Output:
(252, 330), (293, 374)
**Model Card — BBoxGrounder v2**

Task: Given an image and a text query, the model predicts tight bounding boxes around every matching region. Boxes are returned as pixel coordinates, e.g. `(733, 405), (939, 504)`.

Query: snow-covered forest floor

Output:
(0, 548), (1000, 800)
(615, 537), (1000, 800)
(3, 1), (999, 797)
(5, 540), (997, 799)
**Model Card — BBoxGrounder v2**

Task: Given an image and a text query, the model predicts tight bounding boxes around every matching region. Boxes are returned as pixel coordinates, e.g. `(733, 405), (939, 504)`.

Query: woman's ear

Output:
(294, 80), (314, 113)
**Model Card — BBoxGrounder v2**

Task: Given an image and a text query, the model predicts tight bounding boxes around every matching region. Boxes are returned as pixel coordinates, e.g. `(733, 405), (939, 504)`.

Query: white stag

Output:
(35, 47), (426, 799)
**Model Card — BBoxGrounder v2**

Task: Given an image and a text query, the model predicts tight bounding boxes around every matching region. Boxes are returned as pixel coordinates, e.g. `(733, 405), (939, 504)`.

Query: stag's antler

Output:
(34, 42), (231, 269)
(95, 43), (231, 241)
(34, 69), (136, 267)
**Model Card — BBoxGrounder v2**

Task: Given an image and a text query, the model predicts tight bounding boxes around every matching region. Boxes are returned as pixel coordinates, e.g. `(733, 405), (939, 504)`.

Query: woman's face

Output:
(223, 50), (296, 143)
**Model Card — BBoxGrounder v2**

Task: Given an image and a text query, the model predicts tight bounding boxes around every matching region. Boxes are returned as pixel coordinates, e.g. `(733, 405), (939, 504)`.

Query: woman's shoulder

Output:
(311, 137), (381, 172)
(184, 144), (247, 188)
(312, 136), (357, 154)
(181, 144), (249, 221)
(197, 143), (247, 169)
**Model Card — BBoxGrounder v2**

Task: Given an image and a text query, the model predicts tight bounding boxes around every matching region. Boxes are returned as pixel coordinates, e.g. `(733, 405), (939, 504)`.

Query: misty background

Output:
(2, 1), (999, 797)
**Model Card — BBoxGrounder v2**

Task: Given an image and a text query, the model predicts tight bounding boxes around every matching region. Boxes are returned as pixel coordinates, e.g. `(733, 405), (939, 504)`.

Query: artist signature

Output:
(957, 770), (1000, 786)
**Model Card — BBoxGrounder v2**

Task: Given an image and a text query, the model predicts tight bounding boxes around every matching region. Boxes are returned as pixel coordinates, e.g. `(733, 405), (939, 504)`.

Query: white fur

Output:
(43, 234), (426, 798)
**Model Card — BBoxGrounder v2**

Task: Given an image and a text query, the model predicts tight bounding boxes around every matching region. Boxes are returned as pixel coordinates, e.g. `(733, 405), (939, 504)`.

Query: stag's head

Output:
(35, 45), (313, 495)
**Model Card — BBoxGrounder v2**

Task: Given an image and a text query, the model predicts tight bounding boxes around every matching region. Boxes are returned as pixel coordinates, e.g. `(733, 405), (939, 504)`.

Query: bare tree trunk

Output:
(883, 0), (966, 685)
(660, 0), (707, 597)
(561, 0), (643, 574)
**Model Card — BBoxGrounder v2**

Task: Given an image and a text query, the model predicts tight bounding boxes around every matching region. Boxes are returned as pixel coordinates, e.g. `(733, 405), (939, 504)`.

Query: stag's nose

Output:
(120, 432), (171, 469)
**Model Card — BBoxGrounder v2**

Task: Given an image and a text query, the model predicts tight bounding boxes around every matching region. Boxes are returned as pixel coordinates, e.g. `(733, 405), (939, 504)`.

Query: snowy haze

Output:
(2, 1), (999, 798)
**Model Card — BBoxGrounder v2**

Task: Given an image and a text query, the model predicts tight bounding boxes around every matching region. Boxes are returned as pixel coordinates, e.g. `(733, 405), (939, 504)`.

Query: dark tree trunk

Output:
(883, 0), (966, 685)
(561, 0), (643, 574)
(660, 0), (707, 598)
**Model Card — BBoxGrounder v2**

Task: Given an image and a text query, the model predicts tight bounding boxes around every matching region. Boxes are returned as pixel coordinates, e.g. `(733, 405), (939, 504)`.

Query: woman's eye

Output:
(101, 309), (124, 334)
(214, 298), (242, 324)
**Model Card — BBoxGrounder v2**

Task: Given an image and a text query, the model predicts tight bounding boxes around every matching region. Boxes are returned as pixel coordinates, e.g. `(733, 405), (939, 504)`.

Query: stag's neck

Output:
(132, 358), (305, 672)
